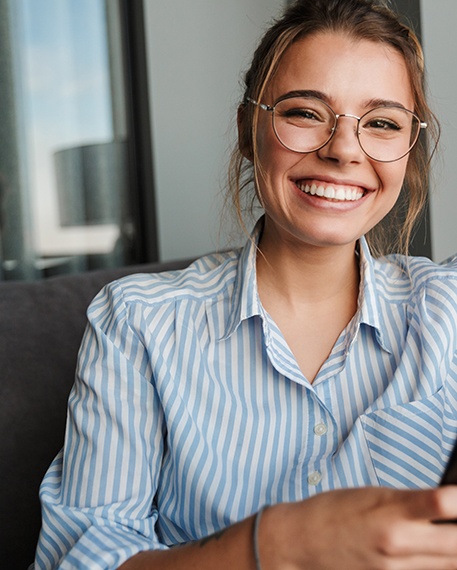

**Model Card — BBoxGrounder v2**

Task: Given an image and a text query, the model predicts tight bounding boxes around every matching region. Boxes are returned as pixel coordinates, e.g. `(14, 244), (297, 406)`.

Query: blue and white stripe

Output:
(35, 224), (457, 569)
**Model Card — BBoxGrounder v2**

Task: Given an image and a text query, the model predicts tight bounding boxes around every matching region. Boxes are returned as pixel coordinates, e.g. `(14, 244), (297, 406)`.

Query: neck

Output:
(256, 229), (360, 310)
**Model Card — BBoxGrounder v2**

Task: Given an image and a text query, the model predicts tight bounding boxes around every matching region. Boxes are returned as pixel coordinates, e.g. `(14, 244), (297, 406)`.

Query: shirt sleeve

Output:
(35, 280), (169, 569)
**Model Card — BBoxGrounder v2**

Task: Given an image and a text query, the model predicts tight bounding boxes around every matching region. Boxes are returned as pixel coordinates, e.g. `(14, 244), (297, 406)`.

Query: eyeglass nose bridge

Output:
(330, 113), (362, 136)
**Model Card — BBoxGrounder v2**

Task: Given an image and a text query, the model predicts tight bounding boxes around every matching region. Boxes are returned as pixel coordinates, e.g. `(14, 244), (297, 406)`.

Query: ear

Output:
(237, 104), (253, 162)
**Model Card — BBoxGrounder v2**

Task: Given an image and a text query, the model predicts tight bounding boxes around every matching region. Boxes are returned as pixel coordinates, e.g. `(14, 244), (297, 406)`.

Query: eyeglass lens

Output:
(272, 97), (421, 162)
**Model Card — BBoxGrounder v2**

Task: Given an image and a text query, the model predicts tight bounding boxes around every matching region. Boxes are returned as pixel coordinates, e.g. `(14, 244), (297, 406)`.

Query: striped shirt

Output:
(35, 224), (457, 569)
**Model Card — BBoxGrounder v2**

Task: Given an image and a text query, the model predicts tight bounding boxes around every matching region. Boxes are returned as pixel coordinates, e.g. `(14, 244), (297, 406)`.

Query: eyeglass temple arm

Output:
(245, 97), (274, 112)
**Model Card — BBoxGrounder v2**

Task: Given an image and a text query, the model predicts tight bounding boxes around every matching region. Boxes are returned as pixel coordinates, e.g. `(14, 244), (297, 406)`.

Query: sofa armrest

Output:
(0, 258), (193, 567)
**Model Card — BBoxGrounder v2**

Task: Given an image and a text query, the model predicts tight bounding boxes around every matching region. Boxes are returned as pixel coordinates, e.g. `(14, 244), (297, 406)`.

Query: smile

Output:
(297, 181), (364, 202)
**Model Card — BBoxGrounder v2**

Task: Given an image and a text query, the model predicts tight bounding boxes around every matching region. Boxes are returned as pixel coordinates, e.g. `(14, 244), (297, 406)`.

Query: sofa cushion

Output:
(0, 259), (192, 568)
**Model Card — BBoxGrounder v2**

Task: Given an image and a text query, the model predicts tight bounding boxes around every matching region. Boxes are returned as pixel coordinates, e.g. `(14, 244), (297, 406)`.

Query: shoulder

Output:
(102, 249), (242, 308)
(373, 252), (457, 309)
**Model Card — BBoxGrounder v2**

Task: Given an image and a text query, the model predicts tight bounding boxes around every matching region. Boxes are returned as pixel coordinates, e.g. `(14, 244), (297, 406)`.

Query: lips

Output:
(296, 180), (365, 202)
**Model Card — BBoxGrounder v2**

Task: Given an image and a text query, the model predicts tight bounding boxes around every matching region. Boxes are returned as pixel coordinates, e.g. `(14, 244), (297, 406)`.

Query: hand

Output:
(262, 486), (457, 570)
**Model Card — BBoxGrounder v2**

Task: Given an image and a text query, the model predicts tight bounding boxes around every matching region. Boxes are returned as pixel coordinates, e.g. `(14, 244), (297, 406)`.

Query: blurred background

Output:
(0, 0), (455, 281)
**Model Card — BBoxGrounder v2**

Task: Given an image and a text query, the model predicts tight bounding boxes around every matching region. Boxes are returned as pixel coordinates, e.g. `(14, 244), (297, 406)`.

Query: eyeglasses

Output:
(247, 95), (427, 163)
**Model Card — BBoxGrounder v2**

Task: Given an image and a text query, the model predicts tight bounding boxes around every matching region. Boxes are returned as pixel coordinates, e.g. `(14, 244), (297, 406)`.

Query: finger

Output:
(395, 487), (457, 521)
(391, 555), (457, 570)
(407, 521), (457, 557)
(433, 485), (457, 522)
(377, 519), (457, 559)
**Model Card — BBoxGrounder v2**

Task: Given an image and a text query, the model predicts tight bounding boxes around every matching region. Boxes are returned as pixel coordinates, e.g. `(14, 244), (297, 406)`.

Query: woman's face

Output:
(251, 32), (415, 252)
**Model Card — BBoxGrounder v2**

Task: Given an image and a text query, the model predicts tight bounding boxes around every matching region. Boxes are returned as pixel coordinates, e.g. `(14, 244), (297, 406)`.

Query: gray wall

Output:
(421, 0), (457, 262)
(144, 1), (283, 261)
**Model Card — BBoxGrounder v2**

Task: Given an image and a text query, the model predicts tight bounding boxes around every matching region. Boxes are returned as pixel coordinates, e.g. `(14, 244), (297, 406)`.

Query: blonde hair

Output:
(228, 0), (439, 257)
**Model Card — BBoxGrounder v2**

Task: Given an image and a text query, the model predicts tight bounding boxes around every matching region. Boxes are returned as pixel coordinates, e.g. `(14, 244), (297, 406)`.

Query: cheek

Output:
(256, 120), (303, 177)
(256, 117), (277, 160)
(378, 159), (408, 195)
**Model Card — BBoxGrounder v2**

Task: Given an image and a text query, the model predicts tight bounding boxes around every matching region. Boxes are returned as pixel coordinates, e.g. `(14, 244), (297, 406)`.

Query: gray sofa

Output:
(0, 258), (193, 569)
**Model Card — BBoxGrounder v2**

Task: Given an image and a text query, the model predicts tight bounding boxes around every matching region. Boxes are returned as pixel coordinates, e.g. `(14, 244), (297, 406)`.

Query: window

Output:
(0, 0), (156, 279)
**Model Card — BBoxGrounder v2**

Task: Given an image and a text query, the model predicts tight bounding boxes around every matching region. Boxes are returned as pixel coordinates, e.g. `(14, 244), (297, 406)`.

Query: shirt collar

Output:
(218, 219), (264, 340)
(219, 223), (392, 355)
(357, 236), (393, 354)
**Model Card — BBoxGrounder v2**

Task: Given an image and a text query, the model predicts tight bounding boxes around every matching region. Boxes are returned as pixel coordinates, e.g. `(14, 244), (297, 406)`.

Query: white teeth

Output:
(299, 182), (363, 201)
(335, 187), (346, 200)
(324, 186), (335, 199)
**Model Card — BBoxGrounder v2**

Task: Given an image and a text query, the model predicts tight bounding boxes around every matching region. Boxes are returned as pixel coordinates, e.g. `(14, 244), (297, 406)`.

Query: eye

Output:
(364, 117), (401, 132)
(277, 105), (327, 127)
(284, 108), (321, 120)
(274, 97), (333, 128)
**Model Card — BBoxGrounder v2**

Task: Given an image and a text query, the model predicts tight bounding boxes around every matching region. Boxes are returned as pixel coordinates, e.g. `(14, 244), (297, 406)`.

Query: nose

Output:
(317, 114), (364, 164)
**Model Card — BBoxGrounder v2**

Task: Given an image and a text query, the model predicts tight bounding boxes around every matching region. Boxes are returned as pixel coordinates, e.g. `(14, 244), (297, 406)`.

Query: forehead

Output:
(267, 31), (414, 110)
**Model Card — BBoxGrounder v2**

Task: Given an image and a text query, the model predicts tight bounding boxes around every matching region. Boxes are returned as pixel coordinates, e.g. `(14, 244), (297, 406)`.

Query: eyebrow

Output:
(275, 89), (330, 103)
(275, 90), (410, 111)
(365, 97), (409, 110)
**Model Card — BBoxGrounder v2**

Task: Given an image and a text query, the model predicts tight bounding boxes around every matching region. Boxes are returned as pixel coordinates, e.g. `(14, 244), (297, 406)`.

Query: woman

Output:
(35, 0), (457, 568)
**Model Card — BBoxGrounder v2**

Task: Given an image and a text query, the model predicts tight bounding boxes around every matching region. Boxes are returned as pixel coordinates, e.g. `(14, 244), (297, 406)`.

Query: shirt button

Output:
(314, 423), (328, 436)
(308, 471), (322, 486)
